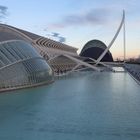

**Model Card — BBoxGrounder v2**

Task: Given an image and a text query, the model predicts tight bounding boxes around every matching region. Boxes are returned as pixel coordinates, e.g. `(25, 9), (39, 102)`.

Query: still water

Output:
(0, 70), (140, 140)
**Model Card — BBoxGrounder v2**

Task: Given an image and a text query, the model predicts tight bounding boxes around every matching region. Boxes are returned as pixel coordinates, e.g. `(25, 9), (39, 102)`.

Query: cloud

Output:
(52, 32), (66, 43)
(0, 5), (8, 21)
(49, 8), (111, 29)
(58, 36), (66, 43)
(45, 32), (66, 43)
(52, 32), (60, 37)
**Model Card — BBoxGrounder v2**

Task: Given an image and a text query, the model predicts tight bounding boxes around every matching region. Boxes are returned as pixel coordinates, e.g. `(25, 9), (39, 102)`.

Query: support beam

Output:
(63, 54), (101, 72)
(48, 55), (61, 62)
(71, 64), (81, 71)
(123, 10), (126, 62)
(89, 58), (115, 72)
(95, 11), (125, 66)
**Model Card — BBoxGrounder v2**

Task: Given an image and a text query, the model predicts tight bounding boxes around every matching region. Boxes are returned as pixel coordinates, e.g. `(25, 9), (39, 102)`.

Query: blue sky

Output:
(0, 0), (140, 59)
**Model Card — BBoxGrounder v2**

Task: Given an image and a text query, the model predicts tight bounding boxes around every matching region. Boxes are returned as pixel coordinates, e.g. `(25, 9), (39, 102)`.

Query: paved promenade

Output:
(124, 63), (140, 83)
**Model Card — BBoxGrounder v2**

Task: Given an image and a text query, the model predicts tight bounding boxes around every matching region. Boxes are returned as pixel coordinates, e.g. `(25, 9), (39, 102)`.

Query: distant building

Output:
(80, 40), (113, 62)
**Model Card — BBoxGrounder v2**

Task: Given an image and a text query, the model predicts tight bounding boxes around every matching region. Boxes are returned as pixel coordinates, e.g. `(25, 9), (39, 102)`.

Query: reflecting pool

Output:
(0, 70), (140, 140)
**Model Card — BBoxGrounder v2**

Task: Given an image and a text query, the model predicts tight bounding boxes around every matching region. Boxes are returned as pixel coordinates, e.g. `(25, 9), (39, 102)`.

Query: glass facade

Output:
(0, 40), (53, 91)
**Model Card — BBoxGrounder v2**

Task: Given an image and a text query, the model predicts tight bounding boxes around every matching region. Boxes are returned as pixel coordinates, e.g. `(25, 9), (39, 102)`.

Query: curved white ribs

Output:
(95, 11), (125, 66)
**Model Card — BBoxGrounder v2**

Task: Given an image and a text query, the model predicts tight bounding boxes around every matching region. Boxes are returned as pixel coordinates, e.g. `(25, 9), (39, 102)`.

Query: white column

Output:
(123, 10), (126, 62)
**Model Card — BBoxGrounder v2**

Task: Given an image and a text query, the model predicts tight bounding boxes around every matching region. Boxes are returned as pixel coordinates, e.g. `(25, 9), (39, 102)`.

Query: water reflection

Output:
(0, 70), (140, 140)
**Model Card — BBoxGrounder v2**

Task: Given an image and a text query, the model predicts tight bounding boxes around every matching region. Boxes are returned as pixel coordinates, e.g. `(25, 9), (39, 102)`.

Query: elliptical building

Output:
(80, 40), (113, 62)
(0, 40), (53, 91)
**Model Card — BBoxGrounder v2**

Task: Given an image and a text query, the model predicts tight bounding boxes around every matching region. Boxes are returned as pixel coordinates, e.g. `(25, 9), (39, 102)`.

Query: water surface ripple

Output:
(0, 71), (140, 140)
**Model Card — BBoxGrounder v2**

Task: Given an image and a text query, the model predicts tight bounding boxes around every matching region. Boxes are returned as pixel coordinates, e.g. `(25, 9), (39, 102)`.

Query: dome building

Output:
(80, 40), (113, 62)
(0, 40), (53, 92)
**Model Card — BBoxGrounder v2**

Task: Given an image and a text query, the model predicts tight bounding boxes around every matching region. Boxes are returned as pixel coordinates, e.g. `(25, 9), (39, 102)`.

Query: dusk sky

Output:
(0, 0), (140, 59)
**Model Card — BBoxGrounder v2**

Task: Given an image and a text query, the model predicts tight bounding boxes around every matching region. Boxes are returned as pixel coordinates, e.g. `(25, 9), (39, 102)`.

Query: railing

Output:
(124, 63), (140, 84)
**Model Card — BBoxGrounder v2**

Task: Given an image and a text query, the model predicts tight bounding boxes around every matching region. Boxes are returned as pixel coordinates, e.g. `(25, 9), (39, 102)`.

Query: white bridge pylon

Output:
(95, 10), (126, 66)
